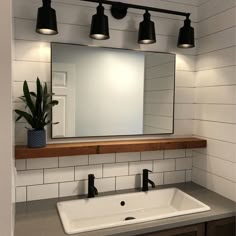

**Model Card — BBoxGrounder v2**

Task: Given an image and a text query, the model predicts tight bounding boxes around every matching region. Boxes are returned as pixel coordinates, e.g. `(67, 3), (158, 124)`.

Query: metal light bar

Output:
(81, 0), (190, 17)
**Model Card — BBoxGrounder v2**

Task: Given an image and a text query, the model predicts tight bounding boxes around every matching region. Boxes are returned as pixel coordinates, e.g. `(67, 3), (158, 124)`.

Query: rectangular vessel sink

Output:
(57, 188), (210, 234)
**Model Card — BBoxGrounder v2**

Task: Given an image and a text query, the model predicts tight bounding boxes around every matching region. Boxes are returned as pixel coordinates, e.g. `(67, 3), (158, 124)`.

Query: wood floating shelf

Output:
(15, 138), (206, 160)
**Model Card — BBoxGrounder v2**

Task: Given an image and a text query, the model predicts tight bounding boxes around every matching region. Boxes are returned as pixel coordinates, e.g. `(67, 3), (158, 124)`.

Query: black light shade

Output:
(138, 11), (156, 44)
(90, 3), (110, 40)
(177, 15), (195, 48)
(36, 0), (58, 35)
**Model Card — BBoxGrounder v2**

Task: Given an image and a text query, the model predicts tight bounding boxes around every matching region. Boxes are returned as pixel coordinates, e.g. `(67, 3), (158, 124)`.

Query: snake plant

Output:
(15, 78), (59, 130)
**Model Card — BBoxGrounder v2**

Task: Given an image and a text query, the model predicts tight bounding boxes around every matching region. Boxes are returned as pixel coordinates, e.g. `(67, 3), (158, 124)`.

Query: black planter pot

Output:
(27, 129), (46, 148)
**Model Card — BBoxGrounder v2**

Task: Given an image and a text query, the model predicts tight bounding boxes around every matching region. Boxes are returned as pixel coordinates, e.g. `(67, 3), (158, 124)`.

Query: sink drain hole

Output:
(124, 217), (136, 221)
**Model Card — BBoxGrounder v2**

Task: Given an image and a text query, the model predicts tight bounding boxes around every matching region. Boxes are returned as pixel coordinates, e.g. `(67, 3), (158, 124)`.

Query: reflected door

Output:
(52, 63), (76, 137)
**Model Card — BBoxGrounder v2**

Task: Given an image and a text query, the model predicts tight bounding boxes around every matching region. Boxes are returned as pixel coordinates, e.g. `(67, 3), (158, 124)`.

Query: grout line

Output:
(195, 84), (236, 88)
(144, 89), (174, 92)
(193, 102), (236, 105)
(144, 114), (173, 118)
(196, 26), (236, 40)
(196, 45), (236, 56)
(197, 0), (210, 7)
(160, 0), (200, 7)
(192, 150), (235, 164)
(192, 166), (235, 183)
(193, 119), (236, 125)
(196, 65), (236, 72)
(146, 75), (174, 80)
(193, 135), (236, 145)
(146, 61), (175, 69)
(197, 6), (236, 23)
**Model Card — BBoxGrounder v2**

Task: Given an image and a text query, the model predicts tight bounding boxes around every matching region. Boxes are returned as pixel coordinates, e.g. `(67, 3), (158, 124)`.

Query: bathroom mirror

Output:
(51, 43), (175, 138)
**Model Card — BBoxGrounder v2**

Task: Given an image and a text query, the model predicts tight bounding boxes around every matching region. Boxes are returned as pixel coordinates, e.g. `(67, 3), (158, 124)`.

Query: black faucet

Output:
(88, 174), (98, 198)
(142, 169), (155, 192)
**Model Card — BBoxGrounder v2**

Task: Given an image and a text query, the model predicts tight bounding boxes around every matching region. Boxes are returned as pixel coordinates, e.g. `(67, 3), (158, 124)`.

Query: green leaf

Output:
(52, 122), (59, 125)
(15, 110), (34, 127)
(35, 78), (43, 117)
(19, 97), (26, 102)
(16, 116), (22, 122)
(44, 100), (59, 113)
(23, 80), (35, 116)
(15, 78), (59, 129)
(30, 92), (36, 97)
(43, 82), (48, 112)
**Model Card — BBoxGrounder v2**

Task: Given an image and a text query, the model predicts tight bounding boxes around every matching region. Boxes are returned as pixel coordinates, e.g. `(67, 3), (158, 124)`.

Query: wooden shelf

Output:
(15, 137), (206, 159)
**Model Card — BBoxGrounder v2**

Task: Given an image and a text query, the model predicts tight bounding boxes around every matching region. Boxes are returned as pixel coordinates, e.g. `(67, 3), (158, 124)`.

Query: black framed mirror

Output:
(51, 43), (175, 139)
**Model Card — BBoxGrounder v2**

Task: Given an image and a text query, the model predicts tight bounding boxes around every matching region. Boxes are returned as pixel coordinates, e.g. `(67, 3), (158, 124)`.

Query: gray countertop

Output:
(15, 182), (235, 236)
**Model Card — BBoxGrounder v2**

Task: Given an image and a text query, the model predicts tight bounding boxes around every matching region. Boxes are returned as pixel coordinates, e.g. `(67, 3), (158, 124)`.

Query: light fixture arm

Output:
(81, 0), (191, 18)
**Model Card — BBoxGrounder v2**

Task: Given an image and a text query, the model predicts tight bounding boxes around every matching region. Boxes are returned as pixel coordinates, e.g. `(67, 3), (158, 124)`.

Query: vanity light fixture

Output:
(177, 14), (195, 48)
(90, 2), (110, 40)
(36, 0), (58, 35)
(138, 10), (156, 44)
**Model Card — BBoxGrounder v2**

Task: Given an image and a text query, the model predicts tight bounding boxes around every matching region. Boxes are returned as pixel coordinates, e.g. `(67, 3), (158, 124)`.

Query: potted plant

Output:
(15, 78), (59, 148)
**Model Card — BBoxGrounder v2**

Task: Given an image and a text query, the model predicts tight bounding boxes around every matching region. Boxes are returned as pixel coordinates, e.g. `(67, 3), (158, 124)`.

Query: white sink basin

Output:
(57, 188), (210, 234)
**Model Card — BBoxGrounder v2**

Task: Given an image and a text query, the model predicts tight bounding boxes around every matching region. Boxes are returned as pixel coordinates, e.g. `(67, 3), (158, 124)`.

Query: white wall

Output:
(13, 0), (197, 202)
(192, 0), (236, 201)
(0, 0), (14, 235)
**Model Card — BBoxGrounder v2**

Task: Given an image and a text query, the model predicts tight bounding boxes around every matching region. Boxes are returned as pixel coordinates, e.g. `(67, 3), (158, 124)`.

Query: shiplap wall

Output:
(144, 53), (175, 134)
(13, 0), (197, 202)
(192, 0), (236, 201)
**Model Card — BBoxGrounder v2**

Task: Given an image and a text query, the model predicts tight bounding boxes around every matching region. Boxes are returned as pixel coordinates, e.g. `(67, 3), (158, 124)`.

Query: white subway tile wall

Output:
(59, 155), (88, 167)
(16, 151), (192, 202)
(193, 0), (236, 202)
(27, 184), (59, 201)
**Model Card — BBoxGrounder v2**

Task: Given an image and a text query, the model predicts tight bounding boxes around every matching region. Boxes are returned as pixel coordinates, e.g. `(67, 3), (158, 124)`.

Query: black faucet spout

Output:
(93, 186), (98, 195)
(148, 179), (155, 188)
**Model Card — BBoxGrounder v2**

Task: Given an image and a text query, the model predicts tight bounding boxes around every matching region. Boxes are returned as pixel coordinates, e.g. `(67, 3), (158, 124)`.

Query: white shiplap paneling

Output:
(193, 0), (236, 201)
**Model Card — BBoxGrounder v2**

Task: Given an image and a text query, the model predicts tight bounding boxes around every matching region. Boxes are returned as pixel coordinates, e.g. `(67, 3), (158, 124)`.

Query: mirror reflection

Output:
(51, 43), (175, 138)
